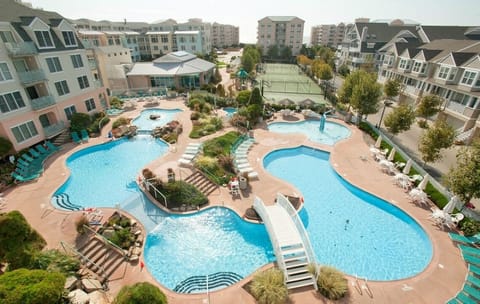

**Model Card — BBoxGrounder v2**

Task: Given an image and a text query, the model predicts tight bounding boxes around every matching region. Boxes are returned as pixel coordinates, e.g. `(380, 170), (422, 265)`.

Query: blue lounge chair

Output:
(466, 274), (480, 288)
(449, 233), (480, 246)
(71, 131), (82, 144)
(469, 264), (480, 276)
(463, 284), (480, 301)
(17, 158), (30, 167)
(460, 245), (480, 257)
(462, 252), (480, 265)
(35, 144), (51, 156)
(46, 141), (61, 152)
(29, 148), (41, 158)
(80, 129), (89, 142)
(11, 171), (40, 183)
(21, 153), (35, 163)
(451, 292), (477, 304)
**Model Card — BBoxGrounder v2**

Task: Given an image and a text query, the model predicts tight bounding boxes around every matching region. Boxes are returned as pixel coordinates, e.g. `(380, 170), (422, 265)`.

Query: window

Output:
(62, 31), (77, 46)
(77, 75), (89, 89)
(46, 57), (63, 73)
(461, 71), (477, 86)
(0, 91), (26, 113)
(191, 45), (196, 51)
(0, 31), (15, 43)
(412, 61), (422, 73)
(161, 36), (168, 43)
(399, 59), (411, 70)
(70, 54), (84, 68)
(438, 66), (450, 79)
(163, 45), (168, 51)
(85, 98), (95, 111)
(151, 36), (158, 43)
(64, 105), (77, 120)
(0, 62), (13, 81)
(448, 68), (457, 81)
(34, 30), (54, 48)
(55, 80), (70, 96)
(11, 121), (38, 143)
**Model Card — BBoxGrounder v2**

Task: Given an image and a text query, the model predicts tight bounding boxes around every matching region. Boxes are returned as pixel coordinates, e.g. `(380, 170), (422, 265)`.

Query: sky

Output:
(28, 0), (480, 44)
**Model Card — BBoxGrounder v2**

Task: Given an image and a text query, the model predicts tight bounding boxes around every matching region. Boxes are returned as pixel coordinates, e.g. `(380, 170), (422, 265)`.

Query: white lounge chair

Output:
(178, 158), (192, 166)
(236, 163), (251, 169)
(181, 153), (196, 160)
(248, 171), (259, 179)
(239, 167), (254, 174)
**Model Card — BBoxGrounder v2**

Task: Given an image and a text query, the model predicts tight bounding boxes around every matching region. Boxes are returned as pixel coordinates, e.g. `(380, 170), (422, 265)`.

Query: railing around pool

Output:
(142, 177), (168, 208)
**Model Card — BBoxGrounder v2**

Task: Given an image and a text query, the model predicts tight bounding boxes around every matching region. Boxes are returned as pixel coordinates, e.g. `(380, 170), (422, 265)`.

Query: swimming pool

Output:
(263, 146), (432, 280)
(53, 136), (168, 208)
(223, 107), (237, 117)
(268, 120), (351, 145)
(132, 108), (183, 130)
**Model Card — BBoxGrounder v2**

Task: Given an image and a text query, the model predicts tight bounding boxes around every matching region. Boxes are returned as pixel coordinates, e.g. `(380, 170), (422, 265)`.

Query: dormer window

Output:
(438, 66), (450, 79)
(62, 31), (77, 47)
(399, 58), (411, 70)
(34, 30), (54, 48)
(412, 61), (426, 74)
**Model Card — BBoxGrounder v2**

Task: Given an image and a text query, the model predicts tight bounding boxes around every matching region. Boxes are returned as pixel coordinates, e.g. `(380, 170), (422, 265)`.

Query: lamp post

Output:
(376, 100), (390, 129)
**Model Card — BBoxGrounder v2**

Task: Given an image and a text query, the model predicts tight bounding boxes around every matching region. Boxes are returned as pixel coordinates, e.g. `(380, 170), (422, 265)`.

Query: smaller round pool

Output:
(223, 107), (237, 117)
(268, 120), (350, 145)
(132, 108), (183, 130)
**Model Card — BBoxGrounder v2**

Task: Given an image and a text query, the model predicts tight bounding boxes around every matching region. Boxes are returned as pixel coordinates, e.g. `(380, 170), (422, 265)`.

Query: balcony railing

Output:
(4, 42), (38, 56)
(446, 101), (466, 114)
(31, 95), (55, 110)
(17, 69), (47, 84)
(43, 121), (66, 138)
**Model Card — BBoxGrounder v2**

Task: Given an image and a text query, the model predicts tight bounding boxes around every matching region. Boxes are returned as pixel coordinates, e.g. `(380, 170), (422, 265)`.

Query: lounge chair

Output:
(466, 274), (480, 287)
(469, 264), (480, 276)
(11, 171), (40, 183)
(71, 131), (82, 144)
(29, 148), (41, 158)
(449, 233), (480, 246)
(447, 292), (477, 304)
(462, 252), (480, 265)
(248, 171), (259, 180)
(46, 141), (61, 152)
(80, 129), (89, 142)
(181, 153), (196, 160)
(178, 158), (192, 166)
(462, 284), (480, 302)
(35, 144), (51, 156)
(21, 153), (35, 163)
(459, 245), (480, 257)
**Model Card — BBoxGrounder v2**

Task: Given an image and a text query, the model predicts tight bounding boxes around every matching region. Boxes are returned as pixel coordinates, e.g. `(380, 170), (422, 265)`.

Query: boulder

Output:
(88, 290), (110, 304)
(68, 289), (89, 304)
(102, 228), (115, 239)
(64, 276), (79, 291)
(82, 278), (103, 292)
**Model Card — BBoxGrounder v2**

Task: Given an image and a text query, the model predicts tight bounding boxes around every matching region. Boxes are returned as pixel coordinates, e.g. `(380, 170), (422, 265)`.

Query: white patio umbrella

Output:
(375, 135), (382, 149)
(418, 173), (430, 191)
(402, 159), (412, 175)
(443, 195), (460, 214)
(387, 147), (396, 161)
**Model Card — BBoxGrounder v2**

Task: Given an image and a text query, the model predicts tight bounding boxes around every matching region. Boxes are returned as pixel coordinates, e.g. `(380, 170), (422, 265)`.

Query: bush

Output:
(32, 249), (80, 275)
(0, 136), (13, 160)
(317, 266), (348, 300)
(110, 97), (123, 109)
(70, 113), (92, 133)
(114, 282), (167, 304)
(459, 217), (480, 236)
(249, 268), (288, 304)
(0, 268), (65, 304)
(190, 111), (201, 120)
(417, 119), (429, 129)
(163, 181), (208, 207)
(109, 228), (135, 249)
(112, 117), (130, 129)
(89, 112), (110, 134)
(75, 215), (90, 234)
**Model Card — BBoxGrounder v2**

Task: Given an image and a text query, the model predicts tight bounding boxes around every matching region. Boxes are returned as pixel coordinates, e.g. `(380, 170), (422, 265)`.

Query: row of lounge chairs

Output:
(232, 136), (258, 180)
(447, 233), (480, 303)
(11, 141), (61, 183)
(71, 130), (89, 144)
(178, 143), (202, 166)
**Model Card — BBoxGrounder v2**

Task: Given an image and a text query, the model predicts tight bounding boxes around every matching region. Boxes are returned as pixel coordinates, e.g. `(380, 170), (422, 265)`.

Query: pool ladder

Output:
(353, 274), (373, 298)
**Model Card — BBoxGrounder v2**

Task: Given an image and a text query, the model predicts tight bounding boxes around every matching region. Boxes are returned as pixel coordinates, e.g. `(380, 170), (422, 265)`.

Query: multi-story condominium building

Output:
(0, 1), (107, 153)
(257, 16), (305, 56)
(211, 22), (239, 48)
(310, 23), (350, 48)
(377, 26), (480, 143)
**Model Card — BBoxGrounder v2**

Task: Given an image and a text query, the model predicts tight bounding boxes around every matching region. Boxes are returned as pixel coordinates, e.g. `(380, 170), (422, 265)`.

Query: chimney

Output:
(361, 26), (368, 41)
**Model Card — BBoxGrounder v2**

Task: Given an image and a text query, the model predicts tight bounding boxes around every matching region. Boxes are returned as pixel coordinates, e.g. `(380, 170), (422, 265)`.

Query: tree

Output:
(212, 68), (222, 84)
(216, 84), (226, 97)
(249, 268), (288, 304)
(236, 90), (251, 106)
(241, 52), (255, 73)
(418, 118), (455, 166)
(383, 104), (416, 137)
(249, 87), (263, 105)
(297, 54), (312, 66)
(267, 45), (279, 59)
(416, 94), (443, 125)
(444, 140), (480, 206)
(114, 282), (167, 304)
(70, 112), (92, 133)
(0, 268), (65, 304)
(0, 136), (13, 160)
(241, 45), (261, 73)
(316, 63), (333, 98)
(337, 64), (350, 77)
(0, 211), (46, 270)
(384, 78), (402, 102)
(280, 46), (292, 59)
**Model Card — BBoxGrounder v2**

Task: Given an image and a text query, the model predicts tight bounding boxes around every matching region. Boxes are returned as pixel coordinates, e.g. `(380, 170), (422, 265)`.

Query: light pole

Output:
(376, 100), (391, 129)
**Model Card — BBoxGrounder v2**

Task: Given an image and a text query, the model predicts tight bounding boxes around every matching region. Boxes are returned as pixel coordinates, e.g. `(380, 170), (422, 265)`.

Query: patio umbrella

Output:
(278, 98), (295, 108)
(299, 99), (315, 108)
(375, 135), (382, 149)
(402, 159), (412, 175)
(387, 147), (396, 162)
(418, 173), (430, 191)
(443, 195), (460, 214)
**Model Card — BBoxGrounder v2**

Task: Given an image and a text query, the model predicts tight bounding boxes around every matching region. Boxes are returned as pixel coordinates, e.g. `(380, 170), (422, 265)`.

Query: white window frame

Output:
(11, 120), (38, 143)
(85, 98), (96, 111)
(70, 54), (84, 68)
(46, 57), (63, 73)
(0, 91), (26, 113)
(62, 31), (77, 47)
(437, 66), (450, 79)
(34, 30), (54, 49)
(0, 62), (13, 82)
(461, 70), (477, 86)
(55, 80), (70, 96)
(77, 75), (90, 89)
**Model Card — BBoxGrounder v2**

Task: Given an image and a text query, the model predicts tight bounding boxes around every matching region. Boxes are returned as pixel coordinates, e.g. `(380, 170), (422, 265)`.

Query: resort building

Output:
(211, 22), (240, 48)
(126, 51), (215, 92)
(0, 0), (107, 153)
(310, 23), (350, 48)
(257, 16), (305, 56)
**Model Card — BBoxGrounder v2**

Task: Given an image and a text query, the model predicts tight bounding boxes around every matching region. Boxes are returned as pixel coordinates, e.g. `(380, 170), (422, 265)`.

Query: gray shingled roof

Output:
(128, 52), (215, 76)
(0, 0), (62, 23)
(355, 22), (418, 43)
(420, 25), (478, 41)
(420, 39), (480, 61)
(451, 52), (478, 66)
(153, 51), (197, 63)
(264, 16), (302, 22)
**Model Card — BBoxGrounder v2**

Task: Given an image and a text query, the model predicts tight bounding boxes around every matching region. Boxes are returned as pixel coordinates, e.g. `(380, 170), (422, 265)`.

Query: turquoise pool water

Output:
(53, 136), (168, 208)
(263, 146), (432, 280)
(132, 108), (182, 130)
(223, 107), (237, 117)
(268, 120), (351, 145)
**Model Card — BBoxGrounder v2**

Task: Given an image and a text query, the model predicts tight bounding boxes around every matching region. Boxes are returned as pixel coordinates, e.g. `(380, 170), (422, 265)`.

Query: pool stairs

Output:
(253, 194), (317, 291)
(173, 272), (243, 293)
(52, 193), (84, 211)
(52, 129), (71, 146)
(183, 170), (218, 196)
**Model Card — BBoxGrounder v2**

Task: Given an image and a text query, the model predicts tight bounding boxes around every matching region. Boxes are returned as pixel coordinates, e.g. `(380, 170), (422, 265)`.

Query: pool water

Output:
(223, 107), (237, 117)
(132, 108), (183, 130)
(268, 120), (351, 145)
(54, 136), (168, 208)
(263, 146), (432, 280)
(144, 207), (274, 291)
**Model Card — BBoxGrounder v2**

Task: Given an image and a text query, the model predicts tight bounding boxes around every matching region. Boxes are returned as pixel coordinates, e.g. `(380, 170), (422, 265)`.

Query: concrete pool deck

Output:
(1, 99), (466, 303)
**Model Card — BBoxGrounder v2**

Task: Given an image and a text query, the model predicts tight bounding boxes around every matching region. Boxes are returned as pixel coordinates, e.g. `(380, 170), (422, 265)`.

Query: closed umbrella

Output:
(418, 174), (430, 191)
(403, 159), (412, 175)
(443, 195), (459, 214)
(387, 147), (396, 162)
(375, 135), (382, 149)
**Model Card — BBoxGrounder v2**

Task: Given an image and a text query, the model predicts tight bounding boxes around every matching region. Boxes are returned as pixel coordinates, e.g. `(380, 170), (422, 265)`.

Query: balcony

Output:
(43, 121), (66, 138)
(94, 80), (102, 88)
(4, 42), (38, 56)
(17, 69), (47, 85)
(351, 57), (364, 64)
(31, 95), (55, 111)
(88, 60), (97, 70)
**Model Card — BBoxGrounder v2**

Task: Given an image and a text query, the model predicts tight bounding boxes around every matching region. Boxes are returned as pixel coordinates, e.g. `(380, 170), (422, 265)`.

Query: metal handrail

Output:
(82, 224), (127, 258)
(142, 177), (168, 208)
(60, 241), (107, 277)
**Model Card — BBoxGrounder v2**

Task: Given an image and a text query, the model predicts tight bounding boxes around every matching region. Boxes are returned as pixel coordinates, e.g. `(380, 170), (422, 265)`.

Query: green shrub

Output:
(190, 111), (201, 120)
(0, 136), (13, 160)
(0, 268), (65, 304)
(163, 181), (208, 207)
(89, 112), (110, 133)
(70, 113), (92, 133)
(32, 249), (80, 275)
(112, 117), (129, 129)
(114, 282), (167, 304)
(109, 228), (135, 249)
(317, 266), (348, 300)
(75, 215), (90, 234)
(249, 268), (288, 304)
(459, 217), (480, 236)
(110, 97), (123, 109)
(417, 120), (429, 129)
